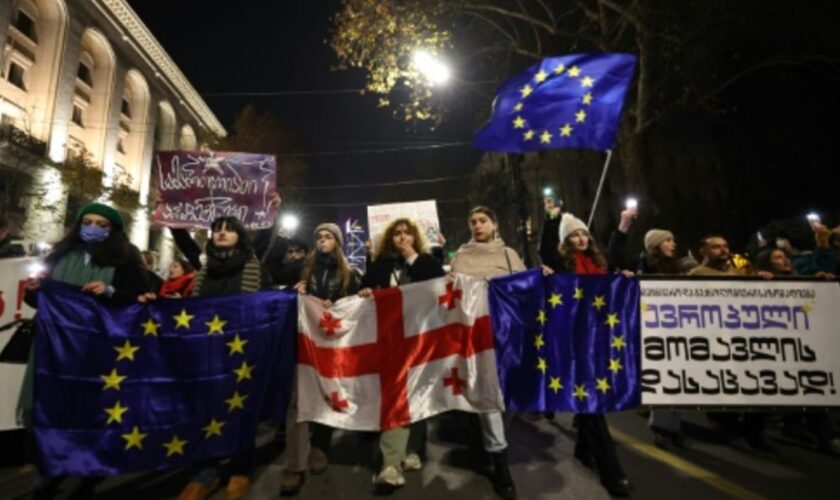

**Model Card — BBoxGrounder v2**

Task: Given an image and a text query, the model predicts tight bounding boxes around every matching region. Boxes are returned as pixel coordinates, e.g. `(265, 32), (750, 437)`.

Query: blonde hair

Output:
(374, 218), (428, 261)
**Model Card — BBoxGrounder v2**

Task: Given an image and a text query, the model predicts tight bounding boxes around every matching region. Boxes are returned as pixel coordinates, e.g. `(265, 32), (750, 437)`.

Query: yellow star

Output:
(534, 70), (549, 83)
(226, 334), (248, 356)
(640, 302), (649, 313)
(573, 287), (585, 300)
(540, 130), (552, 144)
(608, 358), (623, 374)
(203, 418), (225, 439)
(101, 368), (126, 391)
(560, 123), (573, 137)
(225, 391), (248, 412)
(534, 334), (545, 350)
(233, 360), (254, 382)
(536, 357), (547, 374)
(553, 63), (566, 75)
(122, 426), (147, 450)
(596, 378), (611, 394)
(801, 303), (812, 315)
(173, 309), (194, 329)
(548, 293), (563, 308)
(582, 92), (593, 105)
(549, 376), (563, 394)
(536, 309), (548, 325)
(520, 84), (533, 98)
(104, 400), (129, 425)
(573, 384), (589, 400)
(514, 102), (524, 112)
(592, 295), (606, 311)
(581, 76), (595, 87)
(114, 340), (140, 362)
(523, 129), (535, 141)
(575, 110), (587, 123)
(141, 318), (160, 336)
(205, 314), (227, 336)
(605, 313), (620, 328)
(513, 116), (526, 129)
(163, 435), (187, 457)
(568, 66), (581, 77)
(611, 335), (626, 351)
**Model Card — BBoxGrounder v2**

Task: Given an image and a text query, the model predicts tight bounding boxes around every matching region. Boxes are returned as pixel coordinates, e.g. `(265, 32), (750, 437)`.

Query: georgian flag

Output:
(296, 275), (504, 431)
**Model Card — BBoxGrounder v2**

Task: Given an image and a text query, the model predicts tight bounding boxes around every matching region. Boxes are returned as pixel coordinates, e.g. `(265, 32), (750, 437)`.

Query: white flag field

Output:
(296, 275), (504, 431)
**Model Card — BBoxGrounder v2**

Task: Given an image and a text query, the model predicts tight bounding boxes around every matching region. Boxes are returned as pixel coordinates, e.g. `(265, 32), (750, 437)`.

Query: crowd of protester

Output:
(2, 192), (839, 500)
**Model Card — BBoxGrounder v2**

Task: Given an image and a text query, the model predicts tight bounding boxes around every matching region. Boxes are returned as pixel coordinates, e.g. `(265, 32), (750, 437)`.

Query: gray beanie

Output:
(314, 223), (344, 247)
(559, 212), (589, 242)
(644, 229), (675, 253)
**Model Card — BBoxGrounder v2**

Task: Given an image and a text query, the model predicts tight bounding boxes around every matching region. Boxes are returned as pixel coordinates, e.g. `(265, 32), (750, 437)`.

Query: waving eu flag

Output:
(33, 281), (297, 477)
(474, 53), (636, 152)
(488, 269), (640, 413)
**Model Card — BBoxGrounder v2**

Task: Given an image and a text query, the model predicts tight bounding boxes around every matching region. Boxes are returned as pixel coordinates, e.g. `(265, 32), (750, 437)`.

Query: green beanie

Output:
(77, 202), (124, 230)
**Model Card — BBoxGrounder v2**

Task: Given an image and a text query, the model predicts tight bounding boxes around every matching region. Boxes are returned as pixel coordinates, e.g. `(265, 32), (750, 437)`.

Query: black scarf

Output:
(205, 247), (248, 279)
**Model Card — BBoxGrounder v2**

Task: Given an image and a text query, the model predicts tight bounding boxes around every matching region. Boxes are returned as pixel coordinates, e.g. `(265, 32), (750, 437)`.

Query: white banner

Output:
(640, 279), (840, 407)
(367, 200), (440, 248)
(0, 257), (38, 430)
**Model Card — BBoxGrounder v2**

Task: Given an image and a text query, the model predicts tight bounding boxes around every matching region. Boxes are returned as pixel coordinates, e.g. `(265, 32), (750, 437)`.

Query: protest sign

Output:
(0, 257), (38, 430)
(152, 151), (278, 229)
(367, 200), (441, 247)
(640, 279), (840, 407)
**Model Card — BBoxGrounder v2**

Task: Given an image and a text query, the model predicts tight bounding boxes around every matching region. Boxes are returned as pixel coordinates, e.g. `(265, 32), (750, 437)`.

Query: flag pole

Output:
(586, 149), (613, 228)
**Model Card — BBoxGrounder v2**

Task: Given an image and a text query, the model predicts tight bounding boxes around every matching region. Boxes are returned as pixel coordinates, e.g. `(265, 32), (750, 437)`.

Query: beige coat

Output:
(451, 238), (526, 279)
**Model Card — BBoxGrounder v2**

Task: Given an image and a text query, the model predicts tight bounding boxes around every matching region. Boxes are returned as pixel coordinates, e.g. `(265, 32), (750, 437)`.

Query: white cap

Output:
(559, 212), (589, 242)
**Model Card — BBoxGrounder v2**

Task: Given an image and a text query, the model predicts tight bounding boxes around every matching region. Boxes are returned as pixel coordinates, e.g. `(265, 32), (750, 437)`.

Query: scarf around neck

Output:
(573, 250), (606, 275)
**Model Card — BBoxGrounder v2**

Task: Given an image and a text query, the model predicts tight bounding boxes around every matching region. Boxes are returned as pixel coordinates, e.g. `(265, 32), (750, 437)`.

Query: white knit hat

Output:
(559, 213), (588, 242)
(644, 229), (675, 253)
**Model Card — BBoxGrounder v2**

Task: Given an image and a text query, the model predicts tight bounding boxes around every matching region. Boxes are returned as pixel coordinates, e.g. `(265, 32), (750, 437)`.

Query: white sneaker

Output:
(373, 465), (405, 487)
(401, 453), (422, 471)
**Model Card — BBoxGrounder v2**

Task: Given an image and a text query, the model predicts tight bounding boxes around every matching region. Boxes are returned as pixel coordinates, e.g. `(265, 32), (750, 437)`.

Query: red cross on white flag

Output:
(296, 275), (504, 431)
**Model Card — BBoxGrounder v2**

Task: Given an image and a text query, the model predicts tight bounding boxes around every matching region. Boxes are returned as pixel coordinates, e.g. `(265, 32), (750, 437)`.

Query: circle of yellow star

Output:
(536, 357), (547, 374)
(514, 102), (524, 112)
(534, 70), (548, 83)
(203, 418), (225, 439)
(141, 318), (161, 336)
(122, 426), (147, 450)
(173, 309), (195, 329)
(548, 376), (563, 394)
(575, 110), (587, 123)
(540, 130), (552, 144)
(560, 123), (573, 137)
(114, 340), (140, 362)
(592, 296), (606, 311)
(225, 391), (248, 412)
(534, 334), (545, 350)
(611, 335), (626, 351)
(163, 435), (187, 457)
(582, 92), (593, 105)
(104, 400), (129, 425)
(553, 64), (565, 75)
(101, 368), (127, 391)
(548, 293), (563, 308)
(205, 314), (227, 336)
(226, 334), (248, 356)
(573, 384), (589, 400)
(520, 84), (533, 98)
(596, 378), (611, 394)
(573, 287), (585, 300)
(523, 129), (535, 141)
(581, 76), (595, 87)
(568, 66), (581, 77)
(536, 309), (548, 325)
(608, 358), (623, 374)
(605, 313), (620, 329)
(513, 116), (526, 129)
(233, 360), (254, 382)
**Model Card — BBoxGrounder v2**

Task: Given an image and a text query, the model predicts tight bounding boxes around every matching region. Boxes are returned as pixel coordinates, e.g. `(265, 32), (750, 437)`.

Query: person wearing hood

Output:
(450, 206), (524, 500)
(280, 223), (359, 495)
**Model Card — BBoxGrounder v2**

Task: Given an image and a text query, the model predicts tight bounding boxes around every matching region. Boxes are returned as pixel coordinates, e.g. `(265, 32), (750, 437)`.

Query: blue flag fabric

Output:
(33, 281), (297, 477)
(488, 269), (640, 412)
(474, 53), (636, 152)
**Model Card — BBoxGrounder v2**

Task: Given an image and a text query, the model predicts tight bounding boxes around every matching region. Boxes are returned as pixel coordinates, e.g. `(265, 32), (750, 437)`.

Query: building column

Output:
(21, 165), (69, 243)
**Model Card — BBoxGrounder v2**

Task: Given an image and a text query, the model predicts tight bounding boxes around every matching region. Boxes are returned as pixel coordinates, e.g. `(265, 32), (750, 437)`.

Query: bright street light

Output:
(412, 50), (451, 85)
(281, 214), (300, 233)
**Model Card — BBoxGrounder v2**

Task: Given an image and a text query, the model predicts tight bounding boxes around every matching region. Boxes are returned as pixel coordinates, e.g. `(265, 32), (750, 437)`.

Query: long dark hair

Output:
(559, 232), (608, 270)
(207, 216), (254, 256)
(48, 219), (139, 269)
(644, 247), (682, 274)
(300, 238), (354, 296)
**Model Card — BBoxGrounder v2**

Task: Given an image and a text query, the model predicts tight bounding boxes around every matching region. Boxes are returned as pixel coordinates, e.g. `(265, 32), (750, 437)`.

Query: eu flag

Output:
(474, 53), (636, 152)
(33, 281), (297, 477)
(488, 270), (640, 413)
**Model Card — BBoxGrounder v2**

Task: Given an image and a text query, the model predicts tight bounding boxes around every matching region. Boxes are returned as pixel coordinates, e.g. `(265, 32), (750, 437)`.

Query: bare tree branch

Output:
(463, 4), (558, 35)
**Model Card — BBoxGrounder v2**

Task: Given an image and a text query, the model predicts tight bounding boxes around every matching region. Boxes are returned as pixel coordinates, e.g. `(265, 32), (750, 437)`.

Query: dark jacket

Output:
(307, 254), (360, 302)
(276, 258), (304, 288)
(362, 253), (445, 289)
(539, 215), (627, 273)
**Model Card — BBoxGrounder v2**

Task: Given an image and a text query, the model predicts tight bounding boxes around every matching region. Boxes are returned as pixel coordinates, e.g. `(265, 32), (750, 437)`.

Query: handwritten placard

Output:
(152, 151), (277, 229)
(640, 279), (840, 407)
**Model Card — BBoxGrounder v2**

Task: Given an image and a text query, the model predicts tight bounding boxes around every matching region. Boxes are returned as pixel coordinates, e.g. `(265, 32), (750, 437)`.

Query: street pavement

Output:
(2, 410), (838, 499)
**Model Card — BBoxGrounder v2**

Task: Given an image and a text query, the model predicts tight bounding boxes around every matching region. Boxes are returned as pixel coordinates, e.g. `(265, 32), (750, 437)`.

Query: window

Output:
(71, 105), (84, 127)
(14, 11), (37, 42)
(7, 62), (26, 90)
(77, 63), (93, 86)
(121, 98), (131, 118)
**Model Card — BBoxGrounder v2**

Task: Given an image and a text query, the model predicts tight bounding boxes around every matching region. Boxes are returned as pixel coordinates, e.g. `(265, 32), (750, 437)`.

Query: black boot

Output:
(490, 451), (517, 500)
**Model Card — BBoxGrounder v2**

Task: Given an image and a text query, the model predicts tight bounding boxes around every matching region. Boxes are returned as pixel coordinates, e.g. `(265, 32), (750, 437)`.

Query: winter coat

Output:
(306, 253), (360, 302)
(450, 238), (526, 279)
(362, 253), (445, 289)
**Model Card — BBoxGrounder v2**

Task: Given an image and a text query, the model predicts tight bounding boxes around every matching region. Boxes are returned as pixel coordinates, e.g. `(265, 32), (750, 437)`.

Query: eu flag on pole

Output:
(474, 53), (636, 152)
(488, 269), (640, 413)
(33, 281), (297, 477)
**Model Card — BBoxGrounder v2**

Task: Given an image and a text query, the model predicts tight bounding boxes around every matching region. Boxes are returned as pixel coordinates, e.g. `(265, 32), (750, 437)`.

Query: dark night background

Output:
(127, 0), (839, 256)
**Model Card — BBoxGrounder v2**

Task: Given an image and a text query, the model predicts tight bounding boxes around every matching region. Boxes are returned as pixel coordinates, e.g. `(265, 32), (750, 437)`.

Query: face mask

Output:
(80, 224), (111, 243)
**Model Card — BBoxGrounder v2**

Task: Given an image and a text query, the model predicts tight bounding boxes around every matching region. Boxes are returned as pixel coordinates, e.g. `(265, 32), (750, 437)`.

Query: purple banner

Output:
(152, 151), (277, 229)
